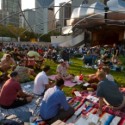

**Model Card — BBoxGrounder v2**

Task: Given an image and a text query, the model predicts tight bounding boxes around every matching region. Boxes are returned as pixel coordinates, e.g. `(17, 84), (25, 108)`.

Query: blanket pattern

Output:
(1, 83), (125, 125)
(66, 90), (125, 125)
(0, 81), (41, 123)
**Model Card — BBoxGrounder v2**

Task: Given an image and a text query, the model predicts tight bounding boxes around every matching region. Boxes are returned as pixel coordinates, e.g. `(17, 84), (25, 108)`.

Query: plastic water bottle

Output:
(79, 74), (84, 80)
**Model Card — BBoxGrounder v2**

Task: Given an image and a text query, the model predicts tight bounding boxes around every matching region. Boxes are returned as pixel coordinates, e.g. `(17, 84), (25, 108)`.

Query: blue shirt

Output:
(96, 78), (123, 107)
(40, 86), (70, 120)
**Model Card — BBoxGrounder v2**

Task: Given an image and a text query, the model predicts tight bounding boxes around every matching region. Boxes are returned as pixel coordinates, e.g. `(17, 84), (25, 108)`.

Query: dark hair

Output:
(30, 47), (34, 50)
(14, 48), (18, 52)
(102, 66), (110, 74)
(43, 65), (50, 72)
(56, 78), (64, 87)
(10, 71), (18, 77)
(6, 54), (11, 58)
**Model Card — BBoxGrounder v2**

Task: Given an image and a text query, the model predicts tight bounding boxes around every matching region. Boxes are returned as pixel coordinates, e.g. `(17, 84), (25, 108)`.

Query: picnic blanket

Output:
(0, 81), (41, 123)
(66, 90), (125, 125)
(1, 80), (125, 125)
(48, 75), (83, 87)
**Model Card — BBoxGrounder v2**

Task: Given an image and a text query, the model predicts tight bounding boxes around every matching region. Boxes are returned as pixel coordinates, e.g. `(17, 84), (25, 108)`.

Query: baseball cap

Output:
(59, 59), (64, 63)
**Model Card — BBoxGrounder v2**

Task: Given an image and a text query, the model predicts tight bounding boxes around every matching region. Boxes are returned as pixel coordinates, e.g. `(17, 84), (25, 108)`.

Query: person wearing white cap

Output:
(56, 59), (74, 80)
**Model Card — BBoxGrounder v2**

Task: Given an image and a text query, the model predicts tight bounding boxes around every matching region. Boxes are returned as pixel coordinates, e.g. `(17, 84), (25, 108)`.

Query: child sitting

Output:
(56, 59), (74, 80)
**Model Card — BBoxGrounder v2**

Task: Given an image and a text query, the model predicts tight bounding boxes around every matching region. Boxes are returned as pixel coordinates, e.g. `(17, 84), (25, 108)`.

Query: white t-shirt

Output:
(33, 71), (48, 95)
(106, 74), (114, 82)
(56, 63), (69, 77)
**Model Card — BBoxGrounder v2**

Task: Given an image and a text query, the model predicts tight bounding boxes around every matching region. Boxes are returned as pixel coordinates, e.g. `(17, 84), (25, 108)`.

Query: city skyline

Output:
(0, 0), (70, 10)
(0, 0), (35, 10)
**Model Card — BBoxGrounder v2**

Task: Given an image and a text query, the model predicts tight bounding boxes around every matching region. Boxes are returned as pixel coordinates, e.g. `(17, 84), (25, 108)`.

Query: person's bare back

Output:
(0, 54), (16, 72)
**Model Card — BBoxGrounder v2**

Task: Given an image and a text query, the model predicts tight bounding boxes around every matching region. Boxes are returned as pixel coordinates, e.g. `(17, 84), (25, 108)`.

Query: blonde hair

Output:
(96, 70), (106, 79)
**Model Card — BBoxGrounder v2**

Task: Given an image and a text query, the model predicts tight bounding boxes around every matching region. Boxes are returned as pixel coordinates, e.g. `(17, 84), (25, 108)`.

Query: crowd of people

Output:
(82, 44), (124, 69)
(0, 42), (125, 124)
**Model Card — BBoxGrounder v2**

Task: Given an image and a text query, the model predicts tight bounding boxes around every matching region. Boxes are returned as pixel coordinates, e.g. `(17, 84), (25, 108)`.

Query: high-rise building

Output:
(48, 9), (55, 32)
(35, 0), (54, 34)
(1, 0), (21, 27)
(59, 2), (71, 27)
(72, 0), (104, 10)
(0, 10), (2, 21)
(21, 9), (36, 31)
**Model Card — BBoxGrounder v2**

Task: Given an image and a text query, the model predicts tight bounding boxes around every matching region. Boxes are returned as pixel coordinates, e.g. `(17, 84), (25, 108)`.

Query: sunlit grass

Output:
(44, 57), (125, 96)
(0, 52), (125, 96)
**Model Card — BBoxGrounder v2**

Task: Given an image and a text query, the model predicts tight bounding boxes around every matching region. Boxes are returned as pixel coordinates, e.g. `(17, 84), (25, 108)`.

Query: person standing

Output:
(112, 43), (119, 57)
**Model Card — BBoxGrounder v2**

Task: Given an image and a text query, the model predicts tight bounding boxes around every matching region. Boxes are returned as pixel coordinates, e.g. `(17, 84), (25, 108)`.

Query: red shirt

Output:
(38, 49), (43, 54)
(0, 78), (21, 106)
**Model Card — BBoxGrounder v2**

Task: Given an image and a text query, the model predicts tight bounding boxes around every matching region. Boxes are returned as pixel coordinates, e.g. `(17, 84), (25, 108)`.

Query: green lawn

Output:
(45, 57), (125, 96)
(0, 51), (125, 96)
(0, 52), (3, 59)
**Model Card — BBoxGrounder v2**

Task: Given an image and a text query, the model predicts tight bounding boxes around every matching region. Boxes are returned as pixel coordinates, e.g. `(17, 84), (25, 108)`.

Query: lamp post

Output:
(18, 36), (20, 42)
(104, 6), (109, 23)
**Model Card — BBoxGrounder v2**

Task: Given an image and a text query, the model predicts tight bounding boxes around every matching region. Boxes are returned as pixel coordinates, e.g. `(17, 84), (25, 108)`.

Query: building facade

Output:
(59, 2), (71, 27)
(21, 9), (36, 31)
(72, 0), (104, 10)
(0, 10), (2, 20)
(70, 0), (125, 45)
(48, 9), (55, 32)
(1, 0), (21, 27)
(35, 0), (54, 34)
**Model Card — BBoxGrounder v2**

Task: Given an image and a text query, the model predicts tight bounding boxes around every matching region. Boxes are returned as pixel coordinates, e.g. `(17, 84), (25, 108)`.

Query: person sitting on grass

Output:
(101, 66), (114, 82)
(40, 78), (75, 124)
(0, 71), (33, 109)
(85, 65), (114, 83)
(56, 59), (74, 80)
(11, 48), (22, 64)
(14, 65), (35, 83)
(0, 54), (16, 73)
(27, 47), (44, 69)
(96, 70), (125, 115)
(33, 65), (54, 96)
(83, 51), (93, 66)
